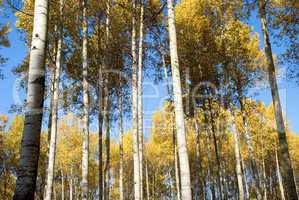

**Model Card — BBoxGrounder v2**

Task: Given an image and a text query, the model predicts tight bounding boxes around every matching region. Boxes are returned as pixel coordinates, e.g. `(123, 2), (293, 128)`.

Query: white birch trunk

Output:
(137, 5), (144, 198)
(44, 1), (64, 199)
(231, 114), (245, 200)
(81, 0), (89, 199)
(132, 0), (141, 199)
(167, 0), (192, 198)
(69, 168), (73, 200)
(61, 170), (64, 200)
(13, 0), (49, 199)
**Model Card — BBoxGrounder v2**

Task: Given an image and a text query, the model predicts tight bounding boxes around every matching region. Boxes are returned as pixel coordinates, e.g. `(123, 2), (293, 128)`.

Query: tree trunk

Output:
(203, 110), (214, 200)
(81, 0), (89, 199)
(258, 1), (298, 199)
(118, 85), (124, 200)
(137, 4), (144, 199)
(276, 149), (286, 200)
(166, 0), (192, 199)
(207, 101), (223, 200)
(145, 159), (150, 200)
(69, 168), (73, 200)
(44, 1), (64, 199)
(97, 8), (104, 200)
(236, 79), (262, 200)
(104, 95), (110, 200)
(163, 54), (181, 200)
(13, 0), (49, 199)
(231, 113), (245, 200)
(61, 170), (65, 200)
(132, 0), (141, 199)
(194, 120), (205, 200)
(262, 157), (267, 200)
(98, 67), (104, 200)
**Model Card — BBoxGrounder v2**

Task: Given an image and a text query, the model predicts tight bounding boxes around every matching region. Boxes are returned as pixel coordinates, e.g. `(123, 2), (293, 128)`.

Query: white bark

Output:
(13, 0), (49, 199)
(231, 114), (245, 200)
(44, 1), (64, 199)
(61, 170), (65, 200)
(81, 0), (89, 199)
(137, 5), (144, 199)
(163, 55), (182, 200)
(69, 168), (73, 200)
(167, 0), (192, 199)
(132, 0), (141, 199)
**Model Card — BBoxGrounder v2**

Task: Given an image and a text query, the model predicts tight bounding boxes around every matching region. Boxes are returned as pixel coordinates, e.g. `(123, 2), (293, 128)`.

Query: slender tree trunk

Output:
(163, 54), (182, 200)
(167, 0), (192, 199)
(61, 170), (65, 200)
(231, 113), (245, 200)
(104, 96), (110, 200)
(132, 0), (141, 199)
(258, 1), (298, 199)
(194, 120), (204, 200)
(276, 149), (286, 200)
(98, 67), (104, 200)
(173, 123), (182, 200)
(13, 0), (49, 199)
(97, 8), (104, 200)
(44, 1), (64, 199)
(203, 112), (214, 200)
(240, 152), (249, 199)
(137, 4), (144, 199)
(145, 159), (150, 200)
(81, 0), (89, 199)
(207, 102), (223, 200)
(118, 85), (124, 200)
(262, 157), (267, 200)
(69, 168), (73, 200)
(236, 80), (262, 200)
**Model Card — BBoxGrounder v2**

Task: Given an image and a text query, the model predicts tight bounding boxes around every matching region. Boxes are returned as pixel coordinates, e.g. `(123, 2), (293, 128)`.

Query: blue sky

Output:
(0, 7), (298, 136)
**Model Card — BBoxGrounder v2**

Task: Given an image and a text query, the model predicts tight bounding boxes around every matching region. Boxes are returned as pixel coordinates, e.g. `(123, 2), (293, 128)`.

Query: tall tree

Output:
(258, 1), (298, 199)
(132, 0), (141, 199)
(44, 1), (64, 199)
(13, 0), (49, 199)
(137, 3), (144, 198)
(81, 0), (90, 199)
(166, 0), (192, 199)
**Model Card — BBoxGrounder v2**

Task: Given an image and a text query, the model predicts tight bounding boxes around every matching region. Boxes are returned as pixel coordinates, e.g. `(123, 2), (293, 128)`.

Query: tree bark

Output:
(81, 0), (89, 199)
(98, 67), (104, 200)
(276, 149), (286, 200)
(44, 1), (64, 199)
(163, 54), (182, 200)
(61, 170), (65, 200)
(137, 4), (144, 199)
(167, 0), (192, 199)
(236, 79), (262, 200)
(231, 113), (245, 200)
(132, 0), (141, 199)
(69, 168), (73, 200)
(104, 95), (110, 200)
(258, 1), (298, 199)
(13, 0), (49, 199)
(145, 159), (150, 200)
(97, 7), (104, 200)
(194, 120), (205, 200)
